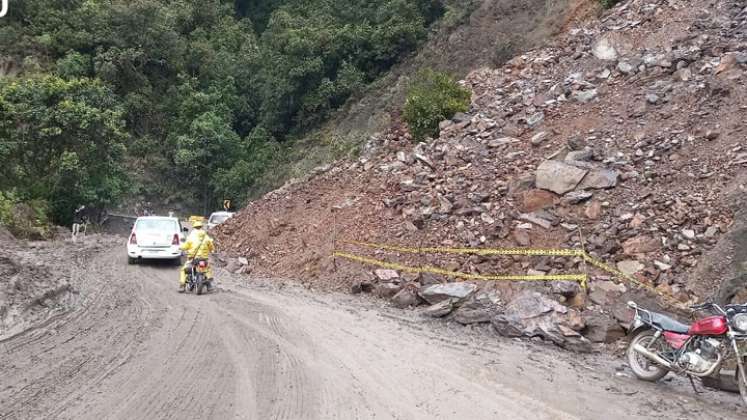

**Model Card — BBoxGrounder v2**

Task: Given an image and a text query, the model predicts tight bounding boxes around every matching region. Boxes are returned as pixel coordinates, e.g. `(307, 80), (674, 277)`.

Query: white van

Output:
(207, 211), (234, 230)
(127, 216), (187, 264)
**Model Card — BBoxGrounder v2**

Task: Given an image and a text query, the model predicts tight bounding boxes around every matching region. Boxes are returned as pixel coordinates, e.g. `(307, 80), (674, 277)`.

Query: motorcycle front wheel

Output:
(627, 329), (669, 382)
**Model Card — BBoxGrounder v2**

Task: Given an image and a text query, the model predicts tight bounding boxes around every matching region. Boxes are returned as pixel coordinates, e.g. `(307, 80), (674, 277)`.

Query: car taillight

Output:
(172, 234), (180, 245)
(198, 260), (208, 268)
(129, 233), (137, 245)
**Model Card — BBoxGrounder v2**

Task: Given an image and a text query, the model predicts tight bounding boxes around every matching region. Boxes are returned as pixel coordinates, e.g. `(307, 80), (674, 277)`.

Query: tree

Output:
(211, 127), (280, 205)
(174, 112), (242, 212)
(0, 0), (447, 217)
(0, 76), (129, 223)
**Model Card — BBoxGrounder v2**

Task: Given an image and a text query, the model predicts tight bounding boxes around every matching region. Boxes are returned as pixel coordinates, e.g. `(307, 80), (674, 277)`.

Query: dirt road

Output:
(1, 247), (744, 420)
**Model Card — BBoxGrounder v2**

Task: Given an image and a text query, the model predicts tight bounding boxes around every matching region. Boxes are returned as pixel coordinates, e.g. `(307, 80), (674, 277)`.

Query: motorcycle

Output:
(626, 301), (747, 405)
(186, 258), (212, 295)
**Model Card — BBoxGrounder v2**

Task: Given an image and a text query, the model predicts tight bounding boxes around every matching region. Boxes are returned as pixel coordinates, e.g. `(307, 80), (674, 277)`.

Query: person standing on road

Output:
(178, 220), (215, 292)
(72, 205), (86, 242)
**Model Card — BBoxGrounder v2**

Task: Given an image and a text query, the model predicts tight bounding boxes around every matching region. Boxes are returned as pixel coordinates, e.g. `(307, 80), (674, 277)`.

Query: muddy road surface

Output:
(1, 247), (745, 419)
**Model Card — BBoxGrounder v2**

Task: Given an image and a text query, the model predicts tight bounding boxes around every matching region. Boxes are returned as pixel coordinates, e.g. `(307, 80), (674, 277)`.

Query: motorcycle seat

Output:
(643, 311), (690, 334)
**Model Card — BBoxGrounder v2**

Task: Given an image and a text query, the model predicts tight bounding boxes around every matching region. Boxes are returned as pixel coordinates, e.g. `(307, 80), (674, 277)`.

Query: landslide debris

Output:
(216, 0), (747, 349)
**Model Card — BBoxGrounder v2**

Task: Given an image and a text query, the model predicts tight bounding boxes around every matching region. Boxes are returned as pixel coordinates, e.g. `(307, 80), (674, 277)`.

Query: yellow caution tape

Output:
(581, 253), (687, 310)
(336, 240), (688, 310)
(345, 240), (586, 257)
(333, 252), (588, 289)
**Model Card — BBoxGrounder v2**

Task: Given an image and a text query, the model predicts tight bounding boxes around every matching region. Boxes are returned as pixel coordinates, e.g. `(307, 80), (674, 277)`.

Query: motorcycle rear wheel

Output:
(196, 275), (205, 295)
(627, 329), (669, 382)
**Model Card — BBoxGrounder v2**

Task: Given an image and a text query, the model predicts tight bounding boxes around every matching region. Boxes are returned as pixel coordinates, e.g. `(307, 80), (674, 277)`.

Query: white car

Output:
(207, 211), (234, 230)
(127, 216), (187, 264)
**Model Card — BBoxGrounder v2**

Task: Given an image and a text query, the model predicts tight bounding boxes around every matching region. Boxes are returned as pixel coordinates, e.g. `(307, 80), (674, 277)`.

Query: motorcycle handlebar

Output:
(690, 302), (726, 314)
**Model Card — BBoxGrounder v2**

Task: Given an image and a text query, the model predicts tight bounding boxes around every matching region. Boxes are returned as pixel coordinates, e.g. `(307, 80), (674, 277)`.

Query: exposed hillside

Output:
(268, 0), (600, 190)
(216, 0), (747, 347)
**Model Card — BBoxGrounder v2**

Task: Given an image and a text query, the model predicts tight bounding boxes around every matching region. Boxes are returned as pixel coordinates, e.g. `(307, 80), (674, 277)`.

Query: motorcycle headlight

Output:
(733, 313), (747, 333)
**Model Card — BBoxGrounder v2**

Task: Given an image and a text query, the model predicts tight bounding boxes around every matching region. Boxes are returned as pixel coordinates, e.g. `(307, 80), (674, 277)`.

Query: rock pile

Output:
(215, 0), (747, 350)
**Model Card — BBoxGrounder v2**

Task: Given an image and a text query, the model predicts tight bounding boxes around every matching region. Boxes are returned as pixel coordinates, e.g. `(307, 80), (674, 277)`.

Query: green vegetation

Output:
(0, 0), (446, 221)
(0, 191), (51, 239)
(403, 69), (471, 141)
(0, 76), (128, 224)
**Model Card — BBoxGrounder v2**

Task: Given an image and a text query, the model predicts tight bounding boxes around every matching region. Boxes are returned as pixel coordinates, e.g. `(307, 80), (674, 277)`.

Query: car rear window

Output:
(136, 219), (177, 232)
(210, 214), (231, 224)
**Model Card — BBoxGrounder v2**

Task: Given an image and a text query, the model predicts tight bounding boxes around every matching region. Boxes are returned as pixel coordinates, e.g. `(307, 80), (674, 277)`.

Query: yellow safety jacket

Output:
(180, 230), (214, 259)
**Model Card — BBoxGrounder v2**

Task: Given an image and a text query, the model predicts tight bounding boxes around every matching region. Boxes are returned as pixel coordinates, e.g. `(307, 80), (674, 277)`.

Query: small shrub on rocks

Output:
(403, 69), (471, 141)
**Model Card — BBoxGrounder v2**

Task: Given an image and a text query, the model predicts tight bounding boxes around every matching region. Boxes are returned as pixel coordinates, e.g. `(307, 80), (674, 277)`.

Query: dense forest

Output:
(0, 0), (445, 224)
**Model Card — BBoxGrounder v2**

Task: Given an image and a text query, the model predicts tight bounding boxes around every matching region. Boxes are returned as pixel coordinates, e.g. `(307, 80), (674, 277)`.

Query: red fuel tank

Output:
(688, 315), (728, 336)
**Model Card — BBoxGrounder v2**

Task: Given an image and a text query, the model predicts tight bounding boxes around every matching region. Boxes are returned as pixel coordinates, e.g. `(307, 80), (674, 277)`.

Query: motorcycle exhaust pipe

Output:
(632, 344), (673, 369)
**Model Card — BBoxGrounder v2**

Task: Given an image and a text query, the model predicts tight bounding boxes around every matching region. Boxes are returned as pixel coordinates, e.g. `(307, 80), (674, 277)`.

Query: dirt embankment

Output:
(0, 235), (119, 340)
(215, 0), (747, 347)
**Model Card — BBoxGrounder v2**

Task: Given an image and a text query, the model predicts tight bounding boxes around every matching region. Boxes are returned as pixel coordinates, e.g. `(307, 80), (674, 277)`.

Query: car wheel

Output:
(127, 256), (137, 265)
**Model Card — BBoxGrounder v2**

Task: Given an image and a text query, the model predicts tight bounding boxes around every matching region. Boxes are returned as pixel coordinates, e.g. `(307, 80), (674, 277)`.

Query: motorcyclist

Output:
(178, 220), (215, 293)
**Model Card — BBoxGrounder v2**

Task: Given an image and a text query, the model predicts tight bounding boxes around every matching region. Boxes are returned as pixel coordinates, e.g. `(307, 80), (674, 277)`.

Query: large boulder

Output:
(419, 282), (477, 305)
(224, 258), (243, 274)
(616, 260), (644, 276)
(579, 169), (619, 190)
(572, 89), (599, 103)
(583, 312), (626, 343)
(535, 161), (588, 195)
(588, 280), (626, 307)
(519, 189), (557, 213)
(351, 280), (374, 294)
(374, 269), (400, 281)
(592, 36), (619, 61)
(423, 299), (457, 318)
(374, 282), (402, 299)
(452, 291), (502, 325)
(391, 285), (421, 308)
(551, 281), (581, 298)
(623, 235), (661, 255)
(491, 291), (592, 352)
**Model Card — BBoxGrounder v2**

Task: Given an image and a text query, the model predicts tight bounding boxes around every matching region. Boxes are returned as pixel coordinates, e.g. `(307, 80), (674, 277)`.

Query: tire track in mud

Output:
(101, 262), (237, 420)
(1, 253), (148, 419)
(213, 294), (320, 420)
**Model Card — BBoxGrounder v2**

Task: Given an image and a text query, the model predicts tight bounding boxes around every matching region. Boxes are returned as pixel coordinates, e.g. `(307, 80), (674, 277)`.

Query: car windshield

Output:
(136, 219), (177, 232)
(210, 214), (231, 224)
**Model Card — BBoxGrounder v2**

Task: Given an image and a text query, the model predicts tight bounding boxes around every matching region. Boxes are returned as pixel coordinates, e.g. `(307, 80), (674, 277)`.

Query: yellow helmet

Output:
(192, 220), (203, 229)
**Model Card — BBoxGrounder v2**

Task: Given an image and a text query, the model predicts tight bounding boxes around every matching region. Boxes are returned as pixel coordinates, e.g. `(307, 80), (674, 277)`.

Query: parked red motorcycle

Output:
(626, 301), (747, 405)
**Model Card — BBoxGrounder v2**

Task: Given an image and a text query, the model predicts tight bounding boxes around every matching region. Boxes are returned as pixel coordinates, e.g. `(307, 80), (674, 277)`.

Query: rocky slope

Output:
(328, 0), (592, 139)
(216, 0), (747, 349)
